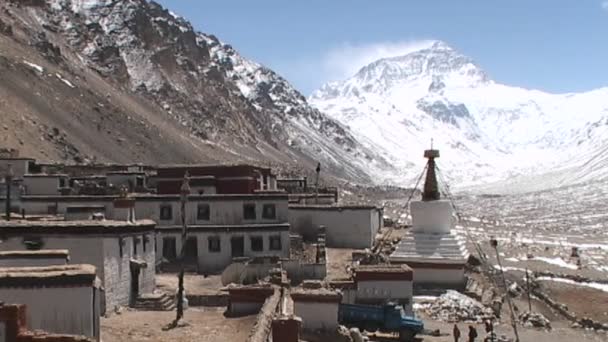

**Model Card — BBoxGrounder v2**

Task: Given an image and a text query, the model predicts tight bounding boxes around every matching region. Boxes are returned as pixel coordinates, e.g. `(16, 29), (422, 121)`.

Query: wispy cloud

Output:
(321, 40), (436, 84)
(602, 1), (608, 11)
(271, 39), (435, 95)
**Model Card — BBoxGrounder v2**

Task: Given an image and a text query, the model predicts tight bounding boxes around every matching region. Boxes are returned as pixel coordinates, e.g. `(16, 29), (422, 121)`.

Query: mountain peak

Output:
(311, 41), (489, 101)
(428, 40), (453, 51)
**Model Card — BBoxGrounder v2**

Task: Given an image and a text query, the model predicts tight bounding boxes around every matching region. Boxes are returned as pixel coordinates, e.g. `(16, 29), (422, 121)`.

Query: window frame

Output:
(208, 236), (221, 253)
(250, 236), (264, 252)
(262, 203), (276, 219)
(197, 203), (211, 221)
(269, 235), (282, 251)
(159, 204), (173, 221)
(243, 203), (256, 220)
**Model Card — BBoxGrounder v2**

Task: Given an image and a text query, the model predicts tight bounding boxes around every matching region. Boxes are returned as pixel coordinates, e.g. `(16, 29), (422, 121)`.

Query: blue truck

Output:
(338, 303), (424, 341)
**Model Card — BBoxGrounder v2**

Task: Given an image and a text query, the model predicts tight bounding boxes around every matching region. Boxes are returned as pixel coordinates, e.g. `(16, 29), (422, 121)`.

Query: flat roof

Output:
(0, 158), (35, 161)
(23, 174), (68, 178)
(0, 264), (97, 287)
(20, 193), (289, 202)
(0, 219), (156, 235)
(290, 288), (342, 302)
(106, 171), (146, 175)
(354, 264), (413, 281)
(157, 223), (290, 233)
(0, 249), (69, 259)
(288, 204), (378, 210)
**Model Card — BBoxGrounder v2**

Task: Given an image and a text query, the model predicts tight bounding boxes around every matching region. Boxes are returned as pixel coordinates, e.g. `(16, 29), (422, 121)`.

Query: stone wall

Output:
(246, 289), (280, 342)
(102, 234), (155, 311)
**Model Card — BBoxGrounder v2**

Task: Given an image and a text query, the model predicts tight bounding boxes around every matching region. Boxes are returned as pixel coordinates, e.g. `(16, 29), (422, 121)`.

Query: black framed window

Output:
(160, 205), (172, 220)
(197, 203), (210, 221)
(250, 236), (263, 252)
(262, 204), (276, 219)
(243, 203), (256, 220)
(208, 236), (221, 253)
(269, 235), (282, 251)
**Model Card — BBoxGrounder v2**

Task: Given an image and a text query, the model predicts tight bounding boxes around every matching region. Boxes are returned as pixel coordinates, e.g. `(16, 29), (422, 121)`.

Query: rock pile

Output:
(423, 290), (494, 323)
(519, 311), (551, 329)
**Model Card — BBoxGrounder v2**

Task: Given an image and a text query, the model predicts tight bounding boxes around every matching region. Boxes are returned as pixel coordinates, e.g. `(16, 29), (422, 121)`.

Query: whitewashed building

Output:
(11, 192), (291, 274)
(0, 249), (69, 267)
(0, 219), (156, 311)
(288, 204), (382, 248)
(0, 264), (101, 341)
(390, 150), (469, 289)
(22, 174), (68, 196)
(353, 265), (414, 315)
(291, 288), (342, 332)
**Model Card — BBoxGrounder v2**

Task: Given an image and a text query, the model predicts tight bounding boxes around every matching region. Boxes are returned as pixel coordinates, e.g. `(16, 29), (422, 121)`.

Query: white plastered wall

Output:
(293, 301), (339, 332)
(410, 200), (454, 234)
(0, 286), (100, 340)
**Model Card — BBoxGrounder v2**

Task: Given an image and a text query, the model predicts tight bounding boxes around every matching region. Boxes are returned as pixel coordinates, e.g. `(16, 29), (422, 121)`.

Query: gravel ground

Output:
(101, 307), (255, 342)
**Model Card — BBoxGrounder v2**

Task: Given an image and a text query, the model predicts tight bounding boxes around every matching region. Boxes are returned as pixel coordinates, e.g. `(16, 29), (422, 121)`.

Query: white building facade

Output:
(0, 264), (101, 341)
(0, 220), (156, 311)
(288, 205), (382, 248)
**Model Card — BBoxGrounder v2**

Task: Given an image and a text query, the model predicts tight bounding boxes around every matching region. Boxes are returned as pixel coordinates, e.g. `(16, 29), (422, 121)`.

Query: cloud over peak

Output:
(322, 40), (436, 83)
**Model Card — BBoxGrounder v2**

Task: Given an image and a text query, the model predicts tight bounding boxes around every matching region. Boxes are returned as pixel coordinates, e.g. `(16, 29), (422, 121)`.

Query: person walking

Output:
(468, 325), (478, 342)
(453, 324), (461, 342)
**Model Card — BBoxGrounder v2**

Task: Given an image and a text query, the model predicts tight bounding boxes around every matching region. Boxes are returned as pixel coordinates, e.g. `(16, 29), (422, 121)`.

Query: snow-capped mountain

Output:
(0, 0), (393, 182)
(310, 41), (608, 190)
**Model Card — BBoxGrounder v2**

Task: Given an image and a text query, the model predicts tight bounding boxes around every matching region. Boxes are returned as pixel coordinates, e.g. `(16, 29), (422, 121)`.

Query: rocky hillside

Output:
(0, 0), (393, 183)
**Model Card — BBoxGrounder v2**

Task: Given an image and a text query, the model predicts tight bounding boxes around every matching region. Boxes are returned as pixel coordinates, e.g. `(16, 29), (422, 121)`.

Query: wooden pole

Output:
(526, 268), (532, 312)
(4, 164), (12, 221)
(175, 171), (190, 323)
(491, 239), (520, 342)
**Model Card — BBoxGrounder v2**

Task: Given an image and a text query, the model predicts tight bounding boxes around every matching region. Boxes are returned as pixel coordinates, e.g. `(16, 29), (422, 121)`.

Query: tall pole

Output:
(491, 238), (520, 342)
(525, 268), (532, 312)
(175, 171), (190, 323)
(4, 164), (13, 221)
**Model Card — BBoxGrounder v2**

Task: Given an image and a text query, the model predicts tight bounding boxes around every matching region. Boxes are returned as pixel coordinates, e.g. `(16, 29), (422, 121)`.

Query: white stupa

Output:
(390, 149), (469, 289)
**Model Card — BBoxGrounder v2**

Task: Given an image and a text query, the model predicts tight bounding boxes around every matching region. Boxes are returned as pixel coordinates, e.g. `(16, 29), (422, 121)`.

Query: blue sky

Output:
(157, 0), (608, 95)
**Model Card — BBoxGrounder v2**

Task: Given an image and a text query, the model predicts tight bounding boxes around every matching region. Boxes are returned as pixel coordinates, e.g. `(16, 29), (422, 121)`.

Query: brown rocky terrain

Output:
(0, 0), (393, 182)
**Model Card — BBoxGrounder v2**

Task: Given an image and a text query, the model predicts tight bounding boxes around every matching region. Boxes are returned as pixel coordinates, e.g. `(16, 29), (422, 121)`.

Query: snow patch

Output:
(22, 61), (44, 73)
(533, 257), (579, 270)
(537, 277), (608, 293)
(55, 73), (75, 88)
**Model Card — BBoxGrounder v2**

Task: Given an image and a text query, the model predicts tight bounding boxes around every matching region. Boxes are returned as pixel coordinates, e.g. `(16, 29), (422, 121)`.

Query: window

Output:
(22, 237), (44, 251)
(59, 178), (66, 188)
(119, 237), (124, 258)
(143, 235), (148, 252)
(269, 235), (282, 251)
(250, 236), (263, 252)
(243, 203), (256, 220)
(262, 204), (276, 219)
(160, 205), (172, 220)
(197, 203), (210, 221)
(133, 237), (138, 256)
(162, 237), (177, 260)
(136, 177), (144, 187)
(208, 236), (221, 253)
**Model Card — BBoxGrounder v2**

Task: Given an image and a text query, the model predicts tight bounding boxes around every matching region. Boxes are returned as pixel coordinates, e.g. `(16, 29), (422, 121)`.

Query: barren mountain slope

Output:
(0, 0), (393, 183)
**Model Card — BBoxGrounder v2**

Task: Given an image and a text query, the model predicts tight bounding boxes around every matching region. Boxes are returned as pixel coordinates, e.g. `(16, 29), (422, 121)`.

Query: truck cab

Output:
(384, 304), (424, 340)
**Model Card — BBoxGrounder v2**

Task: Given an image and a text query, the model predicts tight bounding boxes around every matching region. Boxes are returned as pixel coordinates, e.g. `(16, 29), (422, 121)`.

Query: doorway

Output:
(184, 237), (198, 264)
(130, 266), (140, 304)
(231, 236), (245, 258)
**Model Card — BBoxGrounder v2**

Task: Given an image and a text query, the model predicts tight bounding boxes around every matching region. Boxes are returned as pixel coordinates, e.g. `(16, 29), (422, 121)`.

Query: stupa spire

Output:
(422, 145), (440, 201)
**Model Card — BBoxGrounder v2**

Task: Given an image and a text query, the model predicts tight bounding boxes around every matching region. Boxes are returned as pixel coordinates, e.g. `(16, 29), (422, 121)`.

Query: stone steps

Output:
(132, 292), (176, 311)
